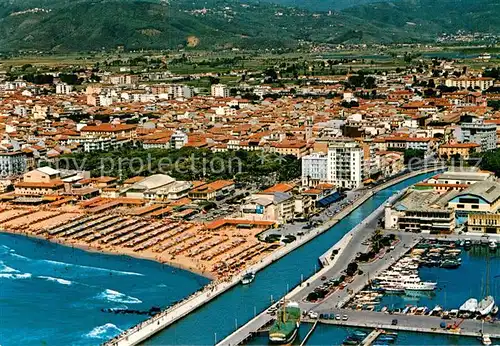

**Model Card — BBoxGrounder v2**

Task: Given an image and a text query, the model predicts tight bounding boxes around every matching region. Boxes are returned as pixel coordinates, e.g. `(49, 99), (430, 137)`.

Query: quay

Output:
(105, 166), (444, 346)
(303, 309), (500, 339)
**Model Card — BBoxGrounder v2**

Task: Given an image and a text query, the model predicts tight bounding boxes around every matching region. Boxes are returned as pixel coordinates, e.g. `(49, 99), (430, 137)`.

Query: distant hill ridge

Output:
(0, 0), (497, 52)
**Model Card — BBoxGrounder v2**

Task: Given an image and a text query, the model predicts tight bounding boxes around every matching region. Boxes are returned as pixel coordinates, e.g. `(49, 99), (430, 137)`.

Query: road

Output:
(306, 309), (500, 338)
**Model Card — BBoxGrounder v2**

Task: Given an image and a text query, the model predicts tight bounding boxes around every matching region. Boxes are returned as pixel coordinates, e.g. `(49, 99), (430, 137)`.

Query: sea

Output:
(0, 233), (209, 345)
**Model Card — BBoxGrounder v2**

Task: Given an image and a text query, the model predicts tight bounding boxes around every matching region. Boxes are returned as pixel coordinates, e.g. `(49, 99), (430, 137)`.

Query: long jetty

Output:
(105, 165), (445, 346)
(361, 329), (382, 346)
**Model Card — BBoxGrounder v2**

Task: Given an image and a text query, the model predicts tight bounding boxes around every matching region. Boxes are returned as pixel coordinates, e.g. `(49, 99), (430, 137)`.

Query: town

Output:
(0, 46), (499, 345)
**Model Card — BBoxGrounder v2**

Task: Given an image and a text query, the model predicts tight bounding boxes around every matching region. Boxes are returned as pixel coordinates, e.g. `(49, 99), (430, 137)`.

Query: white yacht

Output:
(403, 282), (437, 291)
(478, 296), (495, 316)
(459, 298), (478, 313)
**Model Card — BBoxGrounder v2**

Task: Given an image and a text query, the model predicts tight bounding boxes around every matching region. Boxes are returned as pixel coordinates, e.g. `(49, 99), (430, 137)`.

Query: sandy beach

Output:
(0, 206), (277, 280)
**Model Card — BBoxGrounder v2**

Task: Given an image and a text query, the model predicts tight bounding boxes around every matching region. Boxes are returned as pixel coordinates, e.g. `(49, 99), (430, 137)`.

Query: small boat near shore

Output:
(241, 272), (255, 285)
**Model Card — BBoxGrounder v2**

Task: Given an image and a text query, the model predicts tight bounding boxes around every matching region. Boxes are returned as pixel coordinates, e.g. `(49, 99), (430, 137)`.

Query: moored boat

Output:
(459, 298), (478, 313)
(268, 301), (301, 344)
(478, 296), (495, 316)
(241, 272), (255, 285)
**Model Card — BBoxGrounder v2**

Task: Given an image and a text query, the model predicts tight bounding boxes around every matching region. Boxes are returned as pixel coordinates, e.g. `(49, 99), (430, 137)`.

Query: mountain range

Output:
(0, 0), (498, 52)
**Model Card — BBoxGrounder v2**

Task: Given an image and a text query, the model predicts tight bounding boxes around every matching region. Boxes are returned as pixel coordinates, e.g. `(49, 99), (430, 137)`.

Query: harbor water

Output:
(0, 233), (209, 345)
(375, 245), (500, 312)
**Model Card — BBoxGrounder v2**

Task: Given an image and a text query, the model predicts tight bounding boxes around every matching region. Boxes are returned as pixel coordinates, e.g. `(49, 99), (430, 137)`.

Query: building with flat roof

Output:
(467, 213), (500, 234)
(385, 189), (456, 233)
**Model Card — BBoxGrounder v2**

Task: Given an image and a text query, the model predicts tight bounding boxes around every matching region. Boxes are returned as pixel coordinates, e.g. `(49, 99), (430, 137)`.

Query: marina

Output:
(218, 195), (499, 346)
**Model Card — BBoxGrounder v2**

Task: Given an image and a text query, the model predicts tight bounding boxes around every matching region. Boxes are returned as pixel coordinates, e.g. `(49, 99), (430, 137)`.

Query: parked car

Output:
(335, 314), (341, 320)
(342, 315), (349, 321)
(391, 319), (398, 325)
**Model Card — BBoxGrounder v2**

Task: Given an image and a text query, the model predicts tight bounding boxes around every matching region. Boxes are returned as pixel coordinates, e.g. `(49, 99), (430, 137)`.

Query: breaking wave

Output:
(0, 273), (32, 279)
(38, 275), (72, 285)
(84, 323), (123, 339)
(0, 261), (19, 273)
(97, 289), (142, 304)
(43, 260), (144, 276)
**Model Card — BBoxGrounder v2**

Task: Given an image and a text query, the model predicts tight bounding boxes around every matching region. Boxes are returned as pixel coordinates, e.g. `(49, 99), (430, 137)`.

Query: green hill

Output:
(0, 0), (497, 52)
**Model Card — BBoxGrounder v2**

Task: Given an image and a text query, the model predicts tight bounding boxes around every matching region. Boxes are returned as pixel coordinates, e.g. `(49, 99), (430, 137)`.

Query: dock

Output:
(299, 320), (318, 346)
(361, 329), (381, 346)
(302, 309), (500, 339)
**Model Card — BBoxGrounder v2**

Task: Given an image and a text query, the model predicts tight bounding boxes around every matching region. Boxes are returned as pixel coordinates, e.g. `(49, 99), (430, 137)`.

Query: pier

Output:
(217, 185), (422, 346)
(105, 167), (444, 346)
(299, 320), (318, 346)
(361, 329), (382, 346)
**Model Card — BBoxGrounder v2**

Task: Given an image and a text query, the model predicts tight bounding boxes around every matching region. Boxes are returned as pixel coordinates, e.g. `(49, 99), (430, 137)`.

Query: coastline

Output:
(0, 229), (216, 280)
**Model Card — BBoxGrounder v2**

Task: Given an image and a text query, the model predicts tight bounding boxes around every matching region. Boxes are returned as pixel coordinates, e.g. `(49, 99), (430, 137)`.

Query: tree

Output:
(403, 149), (425, 165)
(346, 262), (358, 276)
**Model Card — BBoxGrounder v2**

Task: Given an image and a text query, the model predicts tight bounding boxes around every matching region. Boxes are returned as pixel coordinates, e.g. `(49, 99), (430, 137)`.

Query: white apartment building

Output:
(301, 141), (364, 189)
(55, 83), (73, 94)
(0, 152), (27, 178)
(444, 77), (494, 91)
(170, 131), (188, 149)
(211, 84), (230, 98)
(327, 141), (363, 189)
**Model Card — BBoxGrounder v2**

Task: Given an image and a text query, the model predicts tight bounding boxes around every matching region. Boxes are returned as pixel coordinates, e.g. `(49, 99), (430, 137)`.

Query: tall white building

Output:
(327, 141), (363, 189)
(0, 152), (27, 178)
(301, 153), (328, 186)
(211, 84), (230, 98)
(301, 140), (364, 189)
(460, 120), (497, 151)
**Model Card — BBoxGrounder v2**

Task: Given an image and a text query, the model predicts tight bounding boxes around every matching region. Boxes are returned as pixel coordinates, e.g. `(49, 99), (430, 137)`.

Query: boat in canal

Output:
(268, 301), (301, 344)
(478, 296), (495, 316)
(241, 272), (255, 285)
(489, 241), (497, 251)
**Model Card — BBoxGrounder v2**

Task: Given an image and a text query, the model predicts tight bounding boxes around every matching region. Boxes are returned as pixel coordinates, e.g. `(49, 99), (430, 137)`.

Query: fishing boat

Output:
(241, 272), (255, 285)
(268, 301), (301, 344)
(459, 298), (478, 313)
(478, 296), (495, 316)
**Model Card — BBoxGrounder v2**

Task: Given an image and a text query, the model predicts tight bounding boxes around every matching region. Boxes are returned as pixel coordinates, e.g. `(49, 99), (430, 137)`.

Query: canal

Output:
(145, 172), (436, 345)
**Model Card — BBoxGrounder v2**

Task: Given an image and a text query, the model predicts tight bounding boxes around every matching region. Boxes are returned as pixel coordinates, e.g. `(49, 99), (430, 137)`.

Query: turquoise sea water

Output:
(0, 233), (209, 345)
